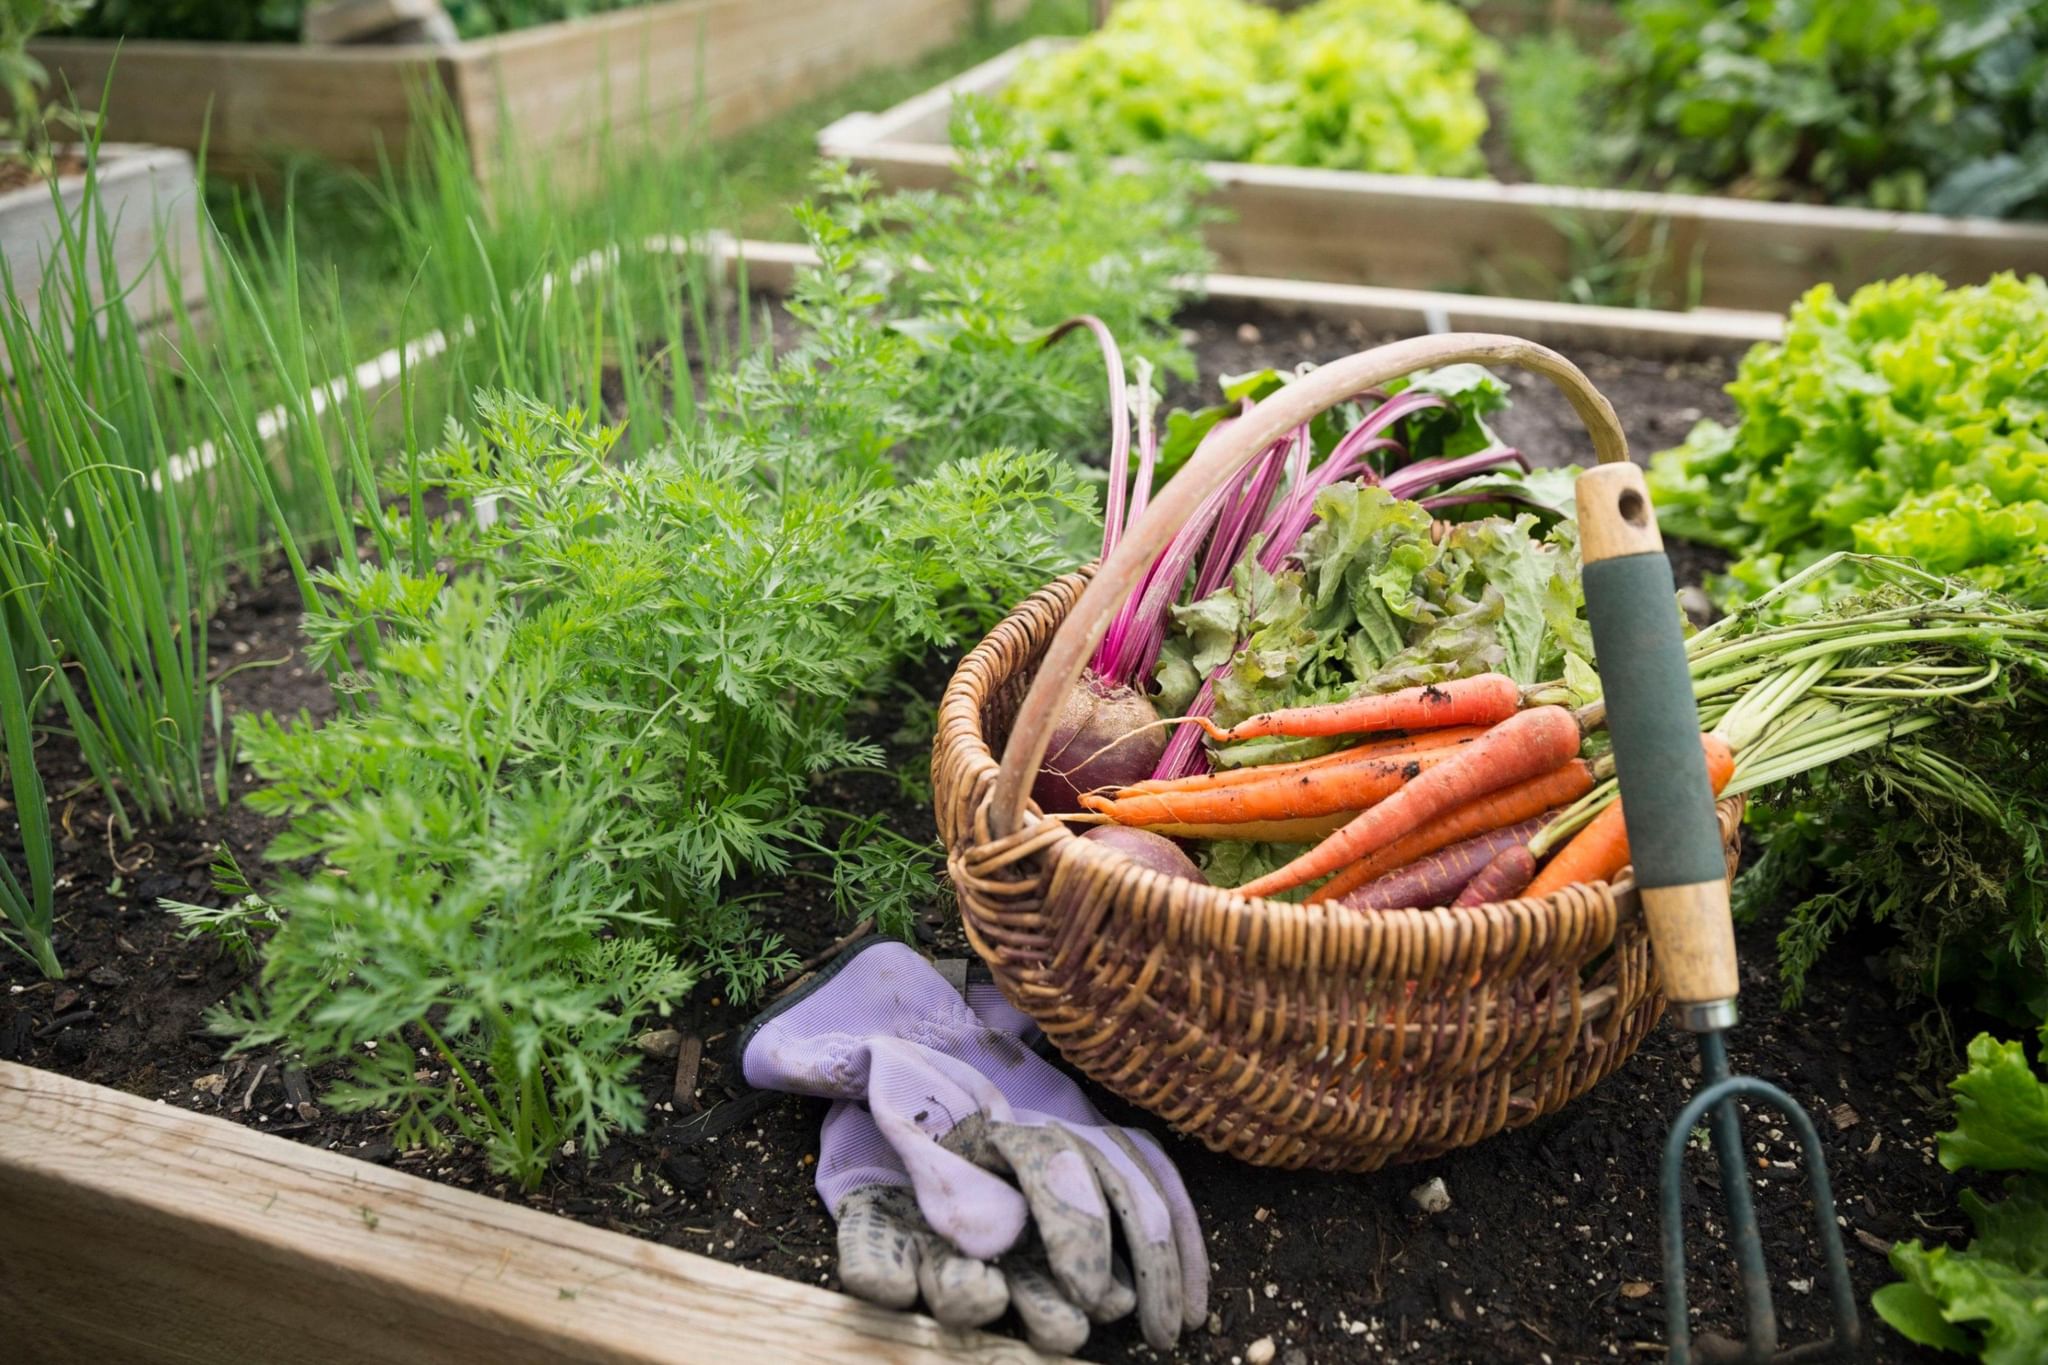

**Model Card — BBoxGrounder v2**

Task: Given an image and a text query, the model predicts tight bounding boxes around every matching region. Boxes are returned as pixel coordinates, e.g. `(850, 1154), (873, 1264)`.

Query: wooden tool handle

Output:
(1576, 464), (1737, 1028)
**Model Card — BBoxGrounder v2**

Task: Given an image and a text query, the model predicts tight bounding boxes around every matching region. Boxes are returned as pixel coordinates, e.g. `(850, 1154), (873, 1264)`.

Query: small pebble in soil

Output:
(636, 1028), (683, 1060)
(1408, 1176), (1452, 1215)
(1245, 1336), (1275, 1365)
(86, 965), (125, 988)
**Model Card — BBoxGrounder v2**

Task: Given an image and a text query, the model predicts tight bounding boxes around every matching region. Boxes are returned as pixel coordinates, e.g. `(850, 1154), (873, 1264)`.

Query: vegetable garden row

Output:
(4, 1), (2047, 1362)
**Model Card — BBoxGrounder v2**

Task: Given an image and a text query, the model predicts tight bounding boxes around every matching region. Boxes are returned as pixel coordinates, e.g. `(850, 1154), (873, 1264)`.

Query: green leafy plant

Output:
(1649, 273), (2048, 605)
(1875, 1021), (2048, 1363)
(722, 100), (1207, 483)
(1517, 0), (2048, 219)
(209, 394), (1088, 1186)
(1647, 273), (2048, 1023)
(1005, 0), (1494, 175)
(2, 0), (90, 174)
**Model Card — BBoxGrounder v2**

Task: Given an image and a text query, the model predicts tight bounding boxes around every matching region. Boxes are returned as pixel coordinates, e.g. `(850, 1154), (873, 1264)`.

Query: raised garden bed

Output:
(0, 278), (1961, 1361)
(0, 1060), (1044, 1363)
(0, 144), (206, 363)
(819, 38), (2048, 314)
(29, 0), (1030, 185)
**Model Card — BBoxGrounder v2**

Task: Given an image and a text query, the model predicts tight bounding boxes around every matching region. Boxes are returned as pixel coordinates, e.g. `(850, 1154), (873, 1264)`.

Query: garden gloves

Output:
(738, 939), (1207, 1351)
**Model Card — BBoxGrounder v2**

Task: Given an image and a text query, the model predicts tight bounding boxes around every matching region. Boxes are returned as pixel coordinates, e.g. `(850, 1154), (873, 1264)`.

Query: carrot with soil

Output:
(1110, 725), (1489, 799)
(1235, 704), (1585, 899)
(1316, 756), (1597, 902)
(1083, 738), (1474, 827)
(1199, 674), (1521, 743)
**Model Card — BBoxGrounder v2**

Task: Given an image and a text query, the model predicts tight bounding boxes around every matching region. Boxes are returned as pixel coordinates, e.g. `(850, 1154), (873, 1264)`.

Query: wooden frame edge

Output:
(712, 236), (1781, 360)
(0, 1060), (1054, 1364)
(818, 36), (2048, 314)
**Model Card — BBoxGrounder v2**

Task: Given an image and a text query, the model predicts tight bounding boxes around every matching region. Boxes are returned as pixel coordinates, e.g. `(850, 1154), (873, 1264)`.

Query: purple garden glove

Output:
(740, 940), (1207, 1350)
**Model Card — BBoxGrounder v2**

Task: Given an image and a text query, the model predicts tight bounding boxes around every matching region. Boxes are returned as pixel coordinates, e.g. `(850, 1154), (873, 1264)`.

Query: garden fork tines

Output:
(1658, 1013), (1861, 1364)
(1575, 463), (1863, 1365)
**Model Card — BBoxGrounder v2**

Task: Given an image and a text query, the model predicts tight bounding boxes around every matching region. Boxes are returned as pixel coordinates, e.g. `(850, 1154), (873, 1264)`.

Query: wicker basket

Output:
(931, 335), (1744, 1173)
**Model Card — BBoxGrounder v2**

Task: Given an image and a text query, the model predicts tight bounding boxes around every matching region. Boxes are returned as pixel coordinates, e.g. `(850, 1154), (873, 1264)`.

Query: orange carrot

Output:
(1200, 673), (1521, 743)
(1522, 734), (1737, 900)
(1081, 747), (1463, 827)
(1144, 812), (1359, 843)
(1236, 705), (1584, 899)
(1315, 759), (1595, 903)
(1111, 726), (1489, 800)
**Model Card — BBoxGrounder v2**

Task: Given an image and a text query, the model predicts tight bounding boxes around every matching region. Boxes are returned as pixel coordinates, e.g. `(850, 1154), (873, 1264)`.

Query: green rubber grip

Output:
(1582, 552), (1724, 890)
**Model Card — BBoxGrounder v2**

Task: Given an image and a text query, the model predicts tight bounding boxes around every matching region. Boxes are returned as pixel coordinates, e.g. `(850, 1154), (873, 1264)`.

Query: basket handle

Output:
(989, 332), (1631, 839)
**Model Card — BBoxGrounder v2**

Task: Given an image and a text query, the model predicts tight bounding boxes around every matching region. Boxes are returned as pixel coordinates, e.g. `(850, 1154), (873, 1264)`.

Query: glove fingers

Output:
(1086, 1255), (1137, 1324)
(1111, 1126), (1210, 1329)
(873, 1105), (1030, 1260)
(1072, 1133), (1184, 1351)
(911, 1230), (1009, 1329)
(999, 1254), (1091, 1356)
(834, 1186), (921, 1310)
(984, 1121), (1115, 1312)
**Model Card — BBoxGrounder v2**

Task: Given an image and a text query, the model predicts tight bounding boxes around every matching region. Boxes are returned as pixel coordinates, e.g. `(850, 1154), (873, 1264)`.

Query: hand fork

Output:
(1576, 463), (1863, 1365)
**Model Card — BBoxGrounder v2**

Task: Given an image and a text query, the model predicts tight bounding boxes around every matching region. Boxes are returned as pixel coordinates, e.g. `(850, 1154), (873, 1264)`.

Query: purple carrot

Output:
(1338, 816), (1546, 911)
(1453, 842), (1539, 906)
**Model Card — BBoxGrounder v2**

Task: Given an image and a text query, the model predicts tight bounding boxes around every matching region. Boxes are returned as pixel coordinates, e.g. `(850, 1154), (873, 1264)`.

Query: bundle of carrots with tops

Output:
(1072, 553), (2048, 908)
(1037, 318), (2048, 907)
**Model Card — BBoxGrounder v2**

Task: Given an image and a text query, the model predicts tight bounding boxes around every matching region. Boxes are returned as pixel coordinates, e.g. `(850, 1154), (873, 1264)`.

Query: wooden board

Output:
(820, 38), (2048, 315)
(28, 0), (1031, 185)
(710, 235), (1783, 360)
(25, 37), (438, 181)
(0, 1060), (1053, 1364)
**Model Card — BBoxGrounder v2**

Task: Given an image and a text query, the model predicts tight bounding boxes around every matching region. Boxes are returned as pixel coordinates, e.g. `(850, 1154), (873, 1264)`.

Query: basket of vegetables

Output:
(932, 334), (1744, 1172)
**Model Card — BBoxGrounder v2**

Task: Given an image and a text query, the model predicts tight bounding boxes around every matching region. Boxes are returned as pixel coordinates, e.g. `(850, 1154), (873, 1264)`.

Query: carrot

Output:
(1200, 673), (1521, 743)
(1339, 816), (1546, 911)
(1522, 734), (1737, 900)
(1145, 812), (1359, 843)
(1452, 844), (1537, 907)
(1235, 705), (1584, 899)
(1111, 726), (1489, 800)
(1314, 757), (1596, 903)
(1081, 746), (1463, 827)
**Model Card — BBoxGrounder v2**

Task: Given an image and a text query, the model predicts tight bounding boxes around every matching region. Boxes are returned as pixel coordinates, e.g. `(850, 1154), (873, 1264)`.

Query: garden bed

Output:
(29, 0), (1030, 185)
(819, 38), (2048, 314)
(0, 298), (1962, 1363)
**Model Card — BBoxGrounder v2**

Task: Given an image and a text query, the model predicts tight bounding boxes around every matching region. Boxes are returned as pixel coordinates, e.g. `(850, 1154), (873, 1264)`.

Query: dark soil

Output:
(3, 310), (1956, 1364)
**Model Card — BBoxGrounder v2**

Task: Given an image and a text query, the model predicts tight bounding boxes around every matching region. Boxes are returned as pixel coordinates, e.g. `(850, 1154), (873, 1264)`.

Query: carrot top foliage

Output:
(173, 110), (1200, 1185)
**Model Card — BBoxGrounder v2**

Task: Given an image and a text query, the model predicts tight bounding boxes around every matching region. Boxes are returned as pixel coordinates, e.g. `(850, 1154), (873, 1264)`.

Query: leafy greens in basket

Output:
(1156, 485), (1592, 771)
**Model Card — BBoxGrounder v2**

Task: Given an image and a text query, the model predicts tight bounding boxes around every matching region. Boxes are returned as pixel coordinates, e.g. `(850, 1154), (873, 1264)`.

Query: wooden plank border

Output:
(712, 235), (1783, 361)
(0, 1060), (1052, 1364)
(28, 0), (1031, 185)
(818, 38), (2048, 315)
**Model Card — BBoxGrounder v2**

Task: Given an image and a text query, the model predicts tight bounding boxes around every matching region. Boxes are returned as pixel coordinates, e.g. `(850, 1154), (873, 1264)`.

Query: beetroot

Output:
(1031, 674), (1165, 813)
(1079, 824), (1207, 884)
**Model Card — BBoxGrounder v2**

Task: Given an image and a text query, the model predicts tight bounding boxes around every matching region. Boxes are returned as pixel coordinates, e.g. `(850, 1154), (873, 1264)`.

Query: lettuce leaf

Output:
(1877, 1023), (2048, 1365)
(1648, 273), (2048, 604)
(1163, 485), (1589, 762)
